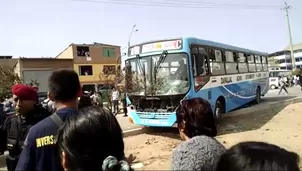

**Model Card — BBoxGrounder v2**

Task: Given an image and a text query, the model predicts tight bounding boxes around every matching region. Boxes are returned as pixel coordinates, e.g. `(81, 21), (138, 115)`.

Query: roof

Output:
(55, 42), (121, 58)
(284, 42), (302, 51)
(129, 37), (267, 56)
(187, 37), (267, 55)
(18, 57), (71, 60)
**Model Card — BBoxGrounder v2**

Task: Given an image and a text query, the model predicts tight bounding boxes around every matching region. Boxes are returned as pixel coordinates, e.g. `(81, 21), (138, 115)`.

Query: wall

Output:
(72, 44), (121, 64)
(56, 45), (74, 59)
(20, 58), (73, 70)
(74, 63), (119, 84)
(0, 59), (18, 69)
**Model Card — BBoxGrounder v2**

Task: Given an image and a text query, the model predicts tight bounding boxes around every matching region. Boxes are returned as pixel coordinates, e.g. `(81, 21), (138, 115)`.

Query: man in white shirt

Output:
(111, 87), (119, 115)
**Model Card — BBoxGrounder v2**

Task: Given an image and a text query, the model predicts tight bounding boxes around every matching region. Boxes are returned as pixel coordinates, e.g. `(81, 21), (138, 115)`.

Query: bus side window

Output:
(224, 51), (238, 74)
(238, 53), (248, 73)
(209, 49), (225, 75)
(255, 55), (262, 71)
(261, 56), (268, 71)
(247, 54), (256, 72)
(192, 47), (206, 76)
(192, 46), (210, 91)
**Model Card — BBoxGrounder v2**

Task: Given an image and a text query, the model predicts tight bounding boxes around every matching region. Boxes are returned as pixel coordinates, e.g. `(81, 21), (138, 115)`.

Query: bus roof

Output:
(187, 37), (268, 56)
(129, 37), (268, 56)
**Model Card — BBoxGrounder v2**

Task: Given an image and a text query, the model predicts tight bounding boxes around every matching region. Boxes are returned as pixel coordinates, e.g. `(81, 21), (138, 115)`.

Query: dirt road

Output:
(124, 102), (302, 170)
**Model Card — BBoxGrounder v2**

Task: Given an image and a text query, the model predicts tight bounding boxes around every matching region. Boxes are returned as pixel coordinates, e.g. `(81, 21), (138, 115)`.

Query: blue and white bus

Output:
(124, 37), (269, 127)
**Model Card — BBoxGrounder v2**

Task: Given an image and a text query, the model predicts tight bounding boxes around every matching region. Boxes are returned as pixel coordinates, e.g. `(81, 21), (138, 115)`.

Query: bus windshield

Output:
(125, 53), (190, 96)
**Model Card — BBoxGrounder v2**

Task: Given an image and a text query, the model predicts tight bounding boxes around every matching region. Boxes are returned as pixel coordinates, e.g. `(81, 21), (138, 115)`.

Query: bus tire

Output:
(214, 99), (225, 122)
(255, 87), (261, 104)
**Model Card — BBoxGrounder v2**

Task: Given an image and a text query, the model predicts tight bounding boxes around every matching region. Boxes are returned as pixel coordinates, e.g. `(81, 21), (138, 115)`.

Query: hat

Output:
(12, 84), (38, 101)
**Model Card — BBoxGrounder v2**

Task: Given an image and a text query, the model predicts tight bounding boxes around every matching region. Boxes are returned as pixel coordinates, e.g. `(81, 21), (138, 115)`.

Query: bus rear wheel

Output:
(255, 87), (261, 104)
(214, 100), (224, 122)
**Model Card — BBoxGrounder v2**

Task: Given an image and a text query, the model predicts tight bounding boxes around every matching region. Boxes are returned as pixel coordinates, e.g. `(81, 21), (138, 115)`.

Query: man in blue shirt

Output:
(16, 69), (81, 171)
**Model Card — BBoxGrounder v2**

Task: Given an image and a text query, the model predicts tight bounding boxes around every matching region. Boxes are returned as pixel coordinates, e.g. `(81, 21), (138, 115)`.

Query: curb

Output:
(123, 127), (145, 137)
(223, 97), (302, 118)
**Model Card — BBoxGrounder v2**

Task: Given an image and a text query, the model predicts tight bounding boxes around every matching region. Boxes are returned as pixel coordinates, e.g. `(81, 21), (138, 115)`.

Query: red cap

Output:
(12, 84), (38, 101)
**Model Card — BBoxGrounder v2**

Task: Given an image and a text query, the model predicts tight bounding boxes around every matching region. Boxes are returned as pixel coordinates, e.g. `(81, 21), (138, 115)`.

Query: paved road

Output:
(116, 86), (302, 131)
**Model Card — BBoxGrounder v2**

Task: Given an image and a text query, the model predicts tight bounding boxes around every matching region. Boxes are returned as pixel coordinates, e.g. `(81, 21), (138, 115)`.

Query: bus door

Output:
(191, 45), (211, 100)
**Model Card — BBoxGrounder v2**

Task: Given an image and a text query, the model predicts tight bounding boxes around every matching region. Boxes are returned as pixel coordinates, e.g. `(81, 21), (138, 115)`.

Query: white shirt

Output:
(112, 91), (119, 101)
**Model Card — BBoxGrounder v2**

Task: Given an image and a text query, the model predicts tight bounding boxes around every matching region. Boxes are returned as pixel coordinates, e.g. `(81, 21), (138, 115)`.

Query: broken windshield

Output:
(125, 53), (189, 96)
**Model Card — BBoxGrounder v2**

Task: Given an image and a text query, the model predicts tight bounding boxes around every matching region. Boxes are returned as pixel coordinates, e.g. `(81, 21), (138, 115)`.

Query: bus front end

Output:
(125, 38), (190, 127)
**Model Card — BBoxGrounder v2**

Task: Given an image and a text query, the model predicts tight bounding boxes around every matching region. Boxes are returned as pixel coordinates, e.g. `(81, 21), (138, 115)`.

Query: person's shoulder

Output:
(28, 116), (53, 136)
(174, 135), (225, 154)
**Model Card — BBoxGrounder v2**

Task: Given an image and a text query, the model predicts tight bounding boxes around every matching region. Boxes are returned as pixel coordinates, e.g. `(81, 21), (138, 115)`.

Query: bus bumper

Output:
(128, 111), (177, 127)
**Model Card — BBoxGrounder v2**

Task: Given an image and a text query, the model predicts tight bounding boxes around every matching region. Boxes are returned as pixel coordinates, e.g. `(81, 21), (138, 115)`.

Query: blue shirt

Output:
(16, 108), (78, 171)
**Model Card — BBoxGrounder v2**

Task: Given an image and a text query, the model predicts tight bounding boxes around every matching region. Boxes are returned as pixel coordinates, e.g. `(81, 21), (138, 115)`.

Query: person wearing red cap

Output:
(16, 69), (81, 171)
(0, 84), (51, 171)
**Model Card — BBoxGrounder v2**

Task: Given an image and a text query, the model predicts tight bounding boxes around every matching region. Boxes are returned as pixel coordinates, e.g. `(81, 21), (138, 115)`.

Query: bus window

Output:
(238, 52), (248, 73)
(255, 55), (263, 71)
(225, 51), (238, 74)
(247, 54), (256, 72)
(209, 49), (225, 75)
(192, 46), (210, 91)
(261, 56), (268, 71)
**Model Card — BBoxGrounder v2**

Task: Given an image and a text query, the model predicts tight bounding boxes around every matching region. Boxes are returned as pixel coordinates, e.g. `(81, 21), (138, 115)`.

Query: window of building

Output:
(79, 65), (93, 75)
(103, 65), (116, 75)
(77, 46), (90, 57)
(103, 48), (116, 57)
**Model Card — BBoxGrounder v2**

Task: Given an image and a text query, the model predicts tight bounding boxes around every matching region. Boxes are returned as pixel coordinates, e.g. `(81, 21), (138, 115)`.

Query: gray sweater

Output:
(172, 135), (226, 171)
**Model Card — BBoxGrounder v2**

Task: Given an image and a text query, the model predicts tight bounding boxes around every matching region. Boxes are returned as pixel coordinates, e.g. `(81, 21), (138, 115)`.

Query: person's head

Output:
(176, 98), (217, 140)
(78, 95), (92, 109)
(216, 141), (300, 171)
(58, 106), (130, 171)
(12, 84), (38, 116)
(48, 69), (80, 107)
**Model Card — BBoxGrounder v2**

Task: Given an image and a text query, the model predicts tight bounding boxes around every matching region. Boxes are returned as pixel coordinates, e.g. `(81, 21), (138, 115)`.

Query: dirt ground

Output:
(124, 102), (302, 170)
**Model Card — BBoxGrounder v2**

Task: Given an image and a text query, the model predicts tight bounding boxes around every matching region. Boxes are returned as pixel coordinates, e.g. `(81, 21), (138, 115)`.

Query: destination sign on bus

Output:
(128, 39), (183, 56)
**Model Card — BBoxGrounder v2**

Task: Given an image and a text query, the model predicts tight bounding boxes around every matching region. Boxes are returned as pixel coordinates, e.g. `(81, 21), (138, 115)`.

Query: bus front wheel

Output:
(214, 99), (224, 122)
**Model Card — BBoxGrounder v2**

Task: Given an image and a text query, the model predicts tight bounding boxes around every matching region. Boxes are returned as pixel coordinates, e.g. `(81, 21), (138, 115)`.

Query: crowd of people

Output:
(0, 69), (300, 171)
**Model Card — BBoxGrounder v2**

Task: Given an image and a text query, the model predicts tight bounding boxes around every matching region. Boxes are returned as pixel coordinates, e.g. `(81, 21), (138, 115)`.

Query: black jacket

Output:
(0, 106), (51, 157)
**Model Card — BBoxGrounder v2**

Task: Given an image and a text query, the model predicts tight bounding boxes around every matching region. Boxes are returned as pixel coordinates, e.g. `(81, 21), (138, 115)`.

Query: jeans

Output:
(113, 100), (119, 114)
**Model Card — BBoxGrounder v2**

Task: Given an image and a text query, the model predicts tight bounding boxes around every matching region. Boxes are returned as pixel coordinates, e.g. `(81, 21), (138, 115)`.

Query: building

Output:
(56, 42), (121, 91)
(0, 56), (18, 69)
(13, 58), (73, 92)
(268, 42), (302, 70)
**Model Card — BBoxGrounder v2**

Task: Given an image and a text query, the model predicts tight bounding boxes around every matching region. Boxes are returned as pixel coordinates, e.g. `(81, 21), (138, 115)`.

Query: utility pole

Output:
(282, 2), (295, 71)
(128, 25), (138, 48)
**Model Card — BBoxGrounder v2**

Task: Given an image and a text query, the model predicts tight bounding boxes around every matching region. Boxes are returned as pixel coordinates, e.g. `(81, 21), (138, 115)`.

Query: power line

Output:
(72, 0), (282, 10)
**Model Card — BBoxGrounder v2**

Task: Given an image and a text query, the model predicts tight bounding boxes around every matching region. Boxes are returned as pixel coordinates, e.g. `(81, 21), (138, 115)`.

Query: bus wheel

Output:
(255, 87), (261, 104)
(214, 100), (224, 122)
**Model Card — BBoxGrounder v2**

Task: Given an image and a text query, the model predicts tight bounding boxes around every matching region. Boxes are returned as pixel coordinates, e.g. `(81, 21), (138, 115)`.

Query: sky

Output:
(0, 0), (301, 58)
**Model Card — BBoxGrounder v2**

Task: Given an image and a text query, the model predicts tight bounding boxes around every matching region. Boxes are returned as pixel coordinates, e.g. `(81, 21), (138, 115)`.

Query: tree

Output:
(0, 66), (21, 101)
(98, 65), (125, 110)
(0, 66), (39, 101)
